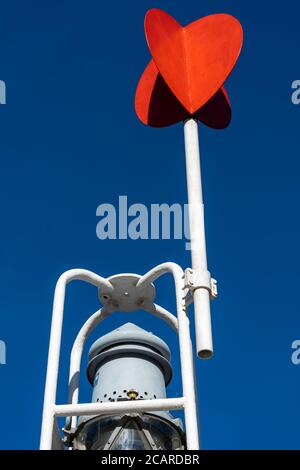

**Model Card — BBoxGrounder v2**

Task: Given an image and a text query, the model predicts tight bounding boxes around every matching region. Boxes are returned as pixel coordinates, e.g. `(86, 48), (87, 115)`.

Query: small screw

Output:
(127, 389), (138, 400)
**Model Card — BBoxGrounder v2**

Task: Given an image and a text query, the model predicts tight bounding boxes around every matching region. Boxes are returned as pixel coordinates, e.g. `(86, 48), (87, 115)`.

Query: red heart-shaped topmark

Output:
(145, 9), (243, 114)
(135, 59), (231, 128)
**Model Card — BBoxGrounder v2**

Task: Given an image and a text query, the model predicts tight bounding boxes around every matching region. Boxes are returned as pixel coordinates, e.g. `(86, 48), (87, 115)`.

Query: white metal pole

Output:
(184, 119), (213, 358)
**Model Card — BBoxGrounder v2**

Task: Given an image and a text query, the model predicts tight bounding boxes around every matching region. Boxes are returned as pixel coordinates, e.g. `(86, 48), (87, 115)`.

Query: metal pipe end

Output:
(198, 349), (213, 360)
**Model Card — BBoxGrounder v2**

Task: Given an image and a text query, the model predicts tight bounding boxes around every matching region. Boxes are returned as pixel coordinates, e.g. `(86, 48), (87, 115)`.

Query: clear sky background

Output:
(0, 0), (299, 450)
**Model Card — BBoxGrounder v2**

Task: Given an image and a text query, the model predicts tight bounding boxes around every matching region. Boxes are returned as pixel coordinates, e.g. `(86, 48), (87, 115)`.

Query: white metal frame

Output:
(40, 118), (215, 451)
(40, 262), (206, 450)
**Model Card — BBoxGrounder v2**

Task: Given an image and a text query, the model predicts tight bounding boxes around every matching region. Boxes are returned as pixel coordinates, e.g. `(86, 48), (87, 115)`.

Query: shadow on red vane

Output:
(135, 60), (231, 128)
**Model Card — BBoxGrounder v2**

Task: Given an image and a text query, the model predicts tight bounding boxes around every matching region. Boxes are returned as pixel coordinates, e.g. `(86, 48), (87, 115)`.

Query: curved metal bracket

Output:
(40, 264), (200, 451)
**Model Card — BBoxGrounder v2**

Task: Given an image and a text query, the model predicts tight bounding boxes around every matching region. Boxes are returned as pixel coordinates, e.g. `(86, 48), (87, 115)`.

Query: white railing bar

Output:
(54, 397), (186, 417)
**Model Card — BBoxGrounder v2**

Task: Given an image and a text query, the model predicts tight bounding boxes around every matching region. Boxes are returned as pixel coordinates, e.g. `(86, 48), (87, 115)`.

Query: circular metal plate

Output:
(98, 274), (156, 312)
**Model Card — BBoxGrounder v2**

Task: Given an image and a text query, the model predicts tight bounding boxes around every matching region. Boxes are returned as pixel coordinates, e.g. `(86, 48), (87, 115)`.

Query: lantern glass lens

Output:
(74, 413), (184, 450)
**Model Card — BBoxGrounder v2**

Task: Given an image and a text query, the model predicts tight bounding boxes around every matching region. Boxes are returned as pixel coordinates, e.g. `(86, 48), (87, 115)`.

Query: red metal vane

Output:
(135, 9), (243, 128)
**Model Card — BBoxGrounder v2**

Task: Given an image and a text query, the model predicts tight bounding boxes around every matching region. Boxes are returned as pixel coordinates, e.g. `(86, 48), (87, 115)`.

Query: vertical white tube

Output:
(184, 119), (213, 358)
(40, 277), (67, 450)
(173, 267), (200, 450)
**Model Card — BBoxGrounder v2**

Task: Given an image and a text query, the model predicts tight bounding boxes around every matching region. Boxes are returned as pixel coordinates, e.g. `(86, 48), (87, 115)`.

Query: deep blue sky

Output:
(0, 0), (299, 450)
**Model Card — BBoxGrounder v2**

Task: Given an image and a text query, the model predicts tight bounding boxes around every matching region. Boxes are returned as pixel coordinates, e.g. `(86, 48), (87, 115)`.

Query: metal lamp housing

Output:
(72, 323), (184, 450)
(87, 323), (172, 403)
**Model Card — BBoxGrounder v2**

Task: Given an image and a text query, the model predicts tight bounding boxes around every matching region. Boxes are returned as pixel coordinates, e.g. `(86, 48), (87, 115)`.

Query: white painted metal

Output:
(99, 273), (156, 312)
(184, 119), (213, 358)
(54, 397), (185, 417)
(40, 264), (200, 451)
(144, 302), (178, 331)
(138, 262), (199, 450)
(40, 269), (113, 450)
(65, 304), (178, 429)
(40, 108), (216, 453)
(66, 307), (112, 432)
(66, 304), (177, 432)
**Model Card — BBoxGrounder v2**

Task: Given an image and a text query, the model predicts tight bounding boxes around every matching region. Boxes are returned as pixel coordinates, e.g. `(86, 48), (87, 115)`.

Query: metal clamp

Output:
(184, 268), (218, 299)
